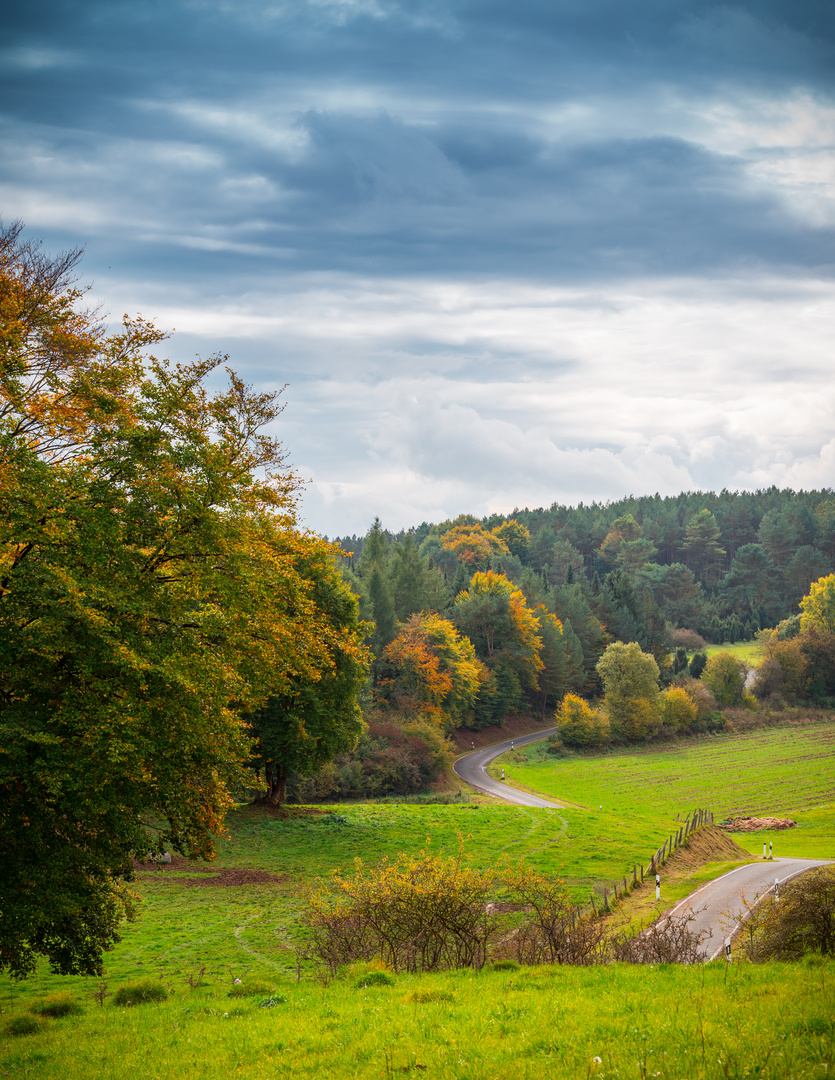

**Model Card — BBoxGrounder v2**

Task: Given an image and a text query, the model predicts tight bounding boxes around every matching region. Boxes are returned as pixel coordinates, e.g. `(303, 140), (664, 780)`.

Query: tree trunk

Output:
(266, 765), (287, 807)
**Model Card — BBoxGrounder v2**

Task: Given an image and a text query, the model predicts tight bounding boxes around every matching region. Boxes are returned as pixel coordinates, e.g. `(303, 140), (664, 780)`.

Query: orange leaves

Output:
(0, 224), (370, 975)
(441, 523), (509, 570)
(453, 571), (543, 687)
(382, 612), (484, 729)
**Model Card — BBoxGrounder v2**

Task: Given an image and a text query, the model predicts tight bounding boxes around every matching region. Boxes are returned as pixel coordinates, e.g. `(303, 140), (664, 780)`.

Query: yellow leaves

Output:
(800, 573), (835, 634)
(383, 612), (485, 728)
(441, 524), (509, 570)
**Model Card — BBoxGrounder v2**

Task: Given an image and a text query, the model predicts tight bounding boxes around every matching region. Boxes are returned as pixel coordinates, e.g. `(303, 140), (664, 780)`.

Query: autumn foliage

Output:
(381, 611), (485, 730)
(0, 222), (367, 976)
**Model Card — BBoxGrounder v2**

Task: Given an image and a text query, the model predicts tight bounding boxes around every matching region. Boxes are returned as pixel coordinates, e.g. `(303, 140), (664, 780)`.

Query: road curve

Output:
(453, 728), (563, 808)
(665, 856), (833, 960)
(455, 732), (832, 962)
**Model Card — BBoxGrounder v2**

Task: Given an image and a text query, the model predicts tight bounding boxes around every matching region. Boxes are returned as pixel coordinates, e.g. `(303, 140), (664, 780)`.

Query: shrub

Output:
(257, 995), (288, 1007)
(490, 959), (520, 972)
(307, 846), (499, 974)
(767, 636), (808, 700)
(670, 628), (707, 651)
(747, 867), (835, 960)
(672, 676), (717, 727)
(293, 718), (455, 801)
(497, 863), (608, 967)
(688, 651), (708, 679)
(661, 687), (697, 732)
(609, 908), (708, 964)
(752, 656), (787, 702)
(555, 693), (608, 747)
(5, 1014), (44, 1036)
(113, 980), (168, 1006)
(35, 993), (83, 1018)
(403, 988), (454, 1003)
(354, 970), (395, 988)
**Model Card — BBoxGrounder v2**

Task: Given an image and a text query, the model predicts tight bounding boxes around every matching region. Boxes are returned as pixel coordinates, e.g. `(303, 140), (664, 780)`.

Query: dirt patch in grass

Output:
(718, 816), (797, 831)
(178, 867), (287, 887)
(132, 855), (208, 872)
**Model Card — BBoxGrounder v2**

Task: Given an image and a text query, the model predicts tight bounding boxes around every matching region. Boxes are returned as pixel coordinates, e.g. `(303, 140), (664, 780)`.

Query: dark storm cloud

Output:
(3, 0), (833, 287)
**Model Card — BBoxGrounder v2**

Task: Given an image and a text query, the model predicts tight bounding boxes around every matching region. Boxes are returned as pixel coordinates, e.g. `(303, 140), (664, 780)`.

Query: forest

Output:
(3, 218), (833, 980)
(307, 491), (835, 801)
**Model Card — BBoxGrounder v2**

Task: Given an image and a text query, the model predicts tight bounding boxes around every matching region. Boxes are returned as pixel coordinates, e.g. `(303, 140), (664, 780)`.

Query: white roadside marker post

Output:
(655, 873), (660, 901)
(769, 841), (773, 859)
(725, 937), (732, 962)
(775, 878), (779, 904)
(763, 842), (767, 859)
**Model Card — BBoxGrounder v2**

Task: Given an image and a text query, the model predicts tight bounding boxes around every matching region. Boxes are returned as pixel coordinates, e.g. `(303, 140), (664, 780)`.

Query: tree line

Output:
(337, 488), (835, 649)
(5, 220), (834, 979)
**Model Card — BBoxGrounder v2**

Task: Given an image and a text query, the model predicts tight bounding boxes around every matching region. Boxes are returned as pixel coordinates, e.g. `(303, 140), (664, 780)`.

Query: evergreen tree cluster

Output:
(336, 488), (835, 659)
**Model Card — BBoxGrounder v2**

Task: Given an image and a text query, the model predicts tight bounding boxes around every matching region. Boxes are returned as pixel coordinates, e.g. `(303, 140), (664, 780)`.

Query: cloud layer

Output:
(2, 0), (834, 533)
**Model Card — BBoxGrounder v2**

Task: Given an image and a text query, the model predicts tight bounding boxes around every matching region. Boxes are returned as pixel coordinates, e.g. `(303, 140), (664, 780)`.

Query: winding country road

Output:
(453, 727), (561, 808)
(669, 856), (833, 959)
(454, 730), (832, 959)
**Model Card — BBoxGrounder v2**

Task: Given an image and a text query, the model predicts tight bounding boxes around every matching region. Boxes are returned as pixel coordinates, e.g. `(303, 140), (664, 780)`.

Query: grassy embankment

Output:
(2, 718), (833, 1078)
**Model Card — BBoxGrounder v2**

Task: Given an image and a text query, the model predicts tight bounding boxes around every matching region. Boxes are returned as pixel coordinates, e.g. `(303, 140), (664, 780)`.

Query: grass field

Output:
(2, 718), (834, 1078)
(703, 640), (765, 666)
(2, 958), (832, 1079)
(491, 715), (835, 861)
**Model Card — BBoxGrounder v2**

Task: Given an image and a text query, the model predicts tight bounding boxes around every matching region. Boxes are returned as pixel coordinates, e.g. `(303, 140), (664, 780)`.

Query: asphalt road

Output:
(666, 856), (833, 960)
(453, 728), (563, 808)
(455, 732), (832, 961)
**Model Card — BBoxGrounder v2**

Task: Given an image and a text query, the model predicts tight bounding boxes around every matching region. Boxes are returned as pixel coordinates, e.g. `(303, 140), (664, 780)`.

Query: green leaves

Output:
(0, 222), (360, 976)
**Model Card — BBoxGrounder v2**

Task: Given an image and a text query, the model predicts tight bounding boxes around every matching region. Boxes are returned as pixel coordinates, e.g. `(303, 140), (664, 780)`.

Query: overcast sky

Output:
(3, 0), (834, 536)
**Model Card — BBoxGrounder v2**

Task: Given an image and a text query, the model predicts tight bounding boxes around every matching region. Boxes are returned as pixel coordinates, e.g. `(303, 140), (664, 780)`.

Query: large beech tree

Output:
(0, 222), (360, 976)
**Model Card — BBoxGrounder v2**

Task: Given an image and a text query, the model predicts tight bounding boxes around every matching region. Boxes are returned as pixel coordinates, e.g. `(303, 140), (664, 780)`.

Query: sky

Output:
(2, 0), (834, 537)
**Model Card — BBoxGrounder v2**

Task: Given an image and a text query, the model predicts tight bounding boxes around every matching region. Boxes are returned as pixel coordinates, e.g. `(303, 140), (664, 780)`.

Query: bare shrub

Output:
(670, 628), (707, 651)
(610, 907), (709, 964)
(306, 844), (499, 975)
(497, 863), (608, 966)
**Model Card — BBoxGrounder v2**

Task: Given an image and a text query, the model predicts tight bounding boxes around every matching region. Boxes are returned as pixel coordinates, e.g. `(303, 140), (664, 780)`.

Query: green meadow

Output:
(2, 959), (833, 1080)
(703, 640), (765, 666)
(492, 715), (835, 861)
(2, 717), (834, 1078)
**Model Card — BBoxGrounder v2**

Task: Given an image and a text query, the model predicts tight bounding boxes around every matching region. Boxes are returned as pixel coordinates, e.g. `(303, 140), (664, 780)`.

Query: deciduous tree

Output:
(701, 651), (745, 706)
(381, 612), (484, 730)
(246, 547), (370, 806)
(800, 573), (835, 635)
(596, 641), (661, 741)
(0, 223), (353, 977)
